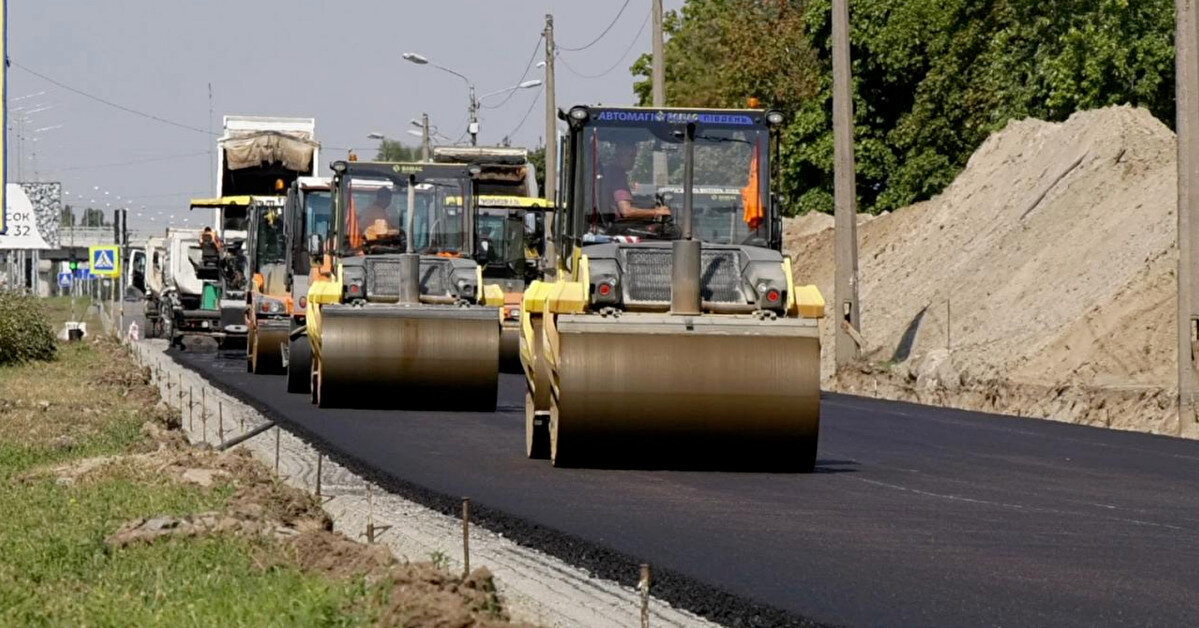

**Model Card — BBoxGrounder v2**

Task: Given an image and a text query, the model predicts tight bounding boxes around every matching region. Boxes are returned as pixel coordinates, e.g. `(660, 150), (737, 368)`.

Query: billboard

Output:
(0, 184), (51, 249)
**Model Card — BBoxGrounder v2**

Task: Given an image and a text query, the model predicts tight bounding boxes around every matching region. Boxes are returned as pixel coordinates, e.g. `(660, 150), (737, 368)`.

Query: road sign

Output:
(88, 245), (120, 278)
(74, 266), (92, 280)
(57, 272), (72, 288)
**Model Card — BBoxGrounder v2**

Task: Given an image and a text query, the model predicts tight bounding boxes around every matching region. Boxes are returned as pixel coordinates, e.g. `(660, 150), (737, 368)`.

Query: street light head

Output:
(367, 132), (386, 140)
(406, 129), (424, 138)
(403, 52), (429, 65)
(536, 61), (546, 69)
(519, 79), (543, 89)
(410, 119), (424, 128)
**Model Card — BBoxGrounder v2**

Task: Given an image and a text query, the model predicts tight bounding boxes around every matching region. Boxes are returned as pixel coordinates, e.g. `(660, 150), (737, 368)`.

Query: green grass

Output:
(0, 332), (383, 627)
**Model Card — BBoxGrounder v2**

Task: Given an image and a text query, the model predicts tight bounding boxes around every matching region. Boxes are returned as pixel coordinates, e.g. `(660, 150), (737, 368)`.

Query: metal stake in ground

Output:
(188, 387), (194, 431)
(218, 402), (224, 442)
(462, 497), (471, 577)
(639, 563), (651, 628)
(201, 387), (207, 443)
(366, 483), (375, 543)
(315, 452), (322, 498)
(275, 425), (281, 473)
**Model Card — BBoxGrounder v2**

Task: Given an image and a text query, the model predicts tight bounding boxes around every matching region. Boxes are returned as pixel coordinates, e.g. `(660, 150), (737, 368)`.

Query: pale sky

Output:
(6, 0), (682, 233)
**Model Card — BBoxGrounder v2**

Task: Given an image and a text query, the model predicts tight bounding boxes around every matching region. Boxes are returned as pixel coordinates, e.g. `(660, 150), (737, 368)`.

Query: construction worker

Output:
(600, 142), (671, 224)
(361, 188), (393, 238)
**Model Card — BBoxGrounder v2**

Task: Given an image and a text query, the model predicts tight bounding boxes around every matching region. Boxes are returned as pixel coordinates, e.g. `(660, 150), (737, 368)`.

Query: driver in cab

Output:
(361, 187), (403, 243)
(602, 143), (671, 223)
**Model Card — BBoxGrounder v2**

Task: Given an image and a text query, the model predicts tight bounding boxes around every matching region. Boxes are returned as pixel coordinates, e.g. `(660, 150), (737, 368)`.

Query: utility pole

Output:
(652, 0), (665, 106)
(1177, 0), (1199, 434)
(421, 113), (431, 162)
(832, 0), (861, 367)
(543, 13), (559, 277)
(651, 0), (667, 187)
(544, 13), (557, 208)
(208, 83), (215, 195)
(468, 86), (479, 147)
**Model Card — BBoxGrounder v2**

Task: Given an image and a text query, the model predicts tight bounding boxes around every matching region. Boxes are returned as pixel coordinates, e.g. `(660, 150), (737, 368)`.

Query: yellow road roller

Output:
(521, 106), (825, 470)
(306, 161), (504, 410)
(432, 146), (547, 373)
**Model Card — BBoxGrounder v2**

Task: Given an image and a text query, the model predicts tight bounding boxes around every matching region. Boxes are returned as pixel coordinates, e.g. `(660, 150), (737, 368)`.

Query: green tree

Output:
(528, 145), (547, 195)
(60, 204), (75, 227)
(633, 0), (1175, 215)
(81, 207), (107, 227)
(374, 139), (421, 162)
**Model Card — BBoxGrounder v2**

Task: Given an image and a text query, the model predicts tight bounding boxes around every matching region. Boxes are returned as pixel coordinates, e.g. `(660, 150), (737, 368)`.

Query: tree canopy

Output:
(632, 0), (1175, 214)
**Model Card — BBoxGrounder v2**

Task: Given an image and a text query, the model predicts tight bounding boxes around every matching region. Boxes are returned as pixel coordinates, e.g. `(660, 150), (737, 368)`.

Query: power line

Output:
(558, 0), (632, 52)
(11, 61), (216, 136)
(483, 34), (545, 110)
(557, 11), (651, 80)
(57, 151), (209, 172)
(505, 87), (544, 140)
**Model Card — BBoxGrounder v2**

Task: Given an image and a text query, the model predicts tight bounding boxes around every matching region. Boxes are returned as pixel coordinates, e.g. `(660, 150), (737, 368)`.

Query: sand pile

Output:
(787, 106), (1190, 436)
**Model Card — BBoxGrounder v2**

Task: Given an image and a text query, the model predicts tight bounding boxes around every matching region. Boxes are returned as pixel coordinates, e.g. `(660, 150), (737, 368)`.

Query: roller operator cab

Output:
(244, 196), (290, 374)
(432, 146), (548, 373)
(306, 161), (504, 410)
(281, 177), (333, 393)
(521, 106), (826, 470)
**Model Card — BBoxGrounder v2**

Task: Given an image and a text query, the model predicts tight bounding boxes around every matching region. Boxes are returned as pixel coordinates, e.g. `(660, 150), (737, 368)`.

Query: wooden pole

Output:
(1179, 0), (1199, 436)
(832, 0), (861, 368)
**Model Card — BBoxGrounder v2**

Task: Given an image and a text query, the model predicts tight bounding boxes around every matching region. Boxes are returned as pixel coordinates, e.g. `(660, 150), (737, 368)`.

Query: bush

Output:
(0, 291), (57, 365)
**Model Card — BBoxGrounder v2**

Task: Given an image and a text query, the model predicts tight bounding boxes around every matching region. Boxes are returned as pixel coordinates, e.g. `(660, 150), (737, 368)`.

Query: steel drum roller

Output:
(500, 320), (522, 374)
(319, 305), (500, 410)
(549, 314), (820, 467)
(252, 322), (289, 374)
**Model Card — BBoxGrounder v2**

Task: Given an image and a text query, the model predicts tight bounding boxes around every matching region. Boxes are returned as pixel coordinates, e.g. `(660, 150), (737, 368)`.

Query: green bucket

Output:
(201, 283), (221, 310)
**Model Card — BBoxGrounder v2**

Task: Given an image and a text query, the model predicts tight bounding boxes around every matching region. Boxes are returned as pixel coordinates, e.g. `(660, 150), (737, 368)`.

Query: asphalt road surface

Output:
(171, 346), (1199, 627)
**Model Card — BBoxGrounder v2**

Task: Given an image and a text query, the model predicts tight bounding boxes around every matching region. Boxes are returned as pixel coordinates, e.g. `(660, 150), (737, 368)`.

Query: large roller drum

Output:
(548, 313), (821, 470)
(499, 320), (522, 374)
(317, 304), (500, 411)
(251, 321), (289, 374)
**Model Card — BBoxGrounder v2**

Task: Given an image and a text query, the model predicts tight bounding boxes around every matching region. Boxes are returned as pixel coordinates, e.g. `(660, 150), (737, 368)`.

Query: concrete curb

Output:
(131, 339), (716, 628)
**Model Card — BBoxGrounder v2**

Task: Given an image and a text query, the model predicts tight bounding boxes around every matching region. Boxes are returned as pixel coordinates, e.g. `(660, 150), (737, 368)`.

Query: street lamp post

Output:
(403, 52), (541, 146)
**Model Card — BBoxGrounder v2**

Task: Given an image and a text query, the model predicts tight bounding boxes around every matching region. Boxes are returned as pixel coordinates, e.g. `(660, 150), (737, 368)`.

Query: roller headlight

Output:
(755, 281), (785, 310)
(591, 276), (620, 305)
(342, 267), (365, 299)
(455, 278), (475, 297)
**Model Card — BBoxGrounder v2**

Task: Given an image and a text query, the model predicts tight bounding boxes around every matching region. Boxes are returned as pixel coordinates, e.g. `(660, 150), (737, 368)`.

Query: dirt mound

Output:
(288, 532), (514, 627)
(788, 106), (1187, 435)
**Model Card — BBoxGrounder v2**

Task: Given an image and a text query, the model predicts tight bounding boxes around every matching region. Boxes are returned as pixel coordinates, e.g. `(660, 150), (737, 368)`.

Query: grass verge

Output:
(0, 312), (517, 626)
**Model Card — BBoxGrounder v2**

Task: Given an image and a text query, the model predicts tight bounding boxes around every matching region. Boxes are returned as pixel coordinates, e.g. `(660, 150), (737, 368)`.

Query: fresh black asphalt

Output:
(170, 346), (1199, 627)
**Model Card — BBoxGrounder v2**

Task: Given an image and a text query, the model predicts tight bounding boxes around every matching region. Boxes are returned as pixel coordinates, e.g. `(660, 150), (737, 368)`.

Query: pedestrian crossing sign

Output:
(89, 245), (120, 278)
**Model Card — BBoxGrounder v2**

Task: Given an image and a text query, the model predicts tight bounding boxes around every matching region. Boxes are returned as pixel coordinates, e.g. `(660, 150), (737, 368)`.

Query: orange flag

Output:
(741, 140), (764, 230)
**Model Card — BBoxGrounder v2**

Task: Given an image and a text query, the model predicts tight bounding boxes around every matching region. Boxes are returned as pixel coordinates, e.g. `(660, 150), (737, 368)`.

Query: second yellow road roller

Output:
(521, 105), (825, 470)
(306, 161), (504, 410)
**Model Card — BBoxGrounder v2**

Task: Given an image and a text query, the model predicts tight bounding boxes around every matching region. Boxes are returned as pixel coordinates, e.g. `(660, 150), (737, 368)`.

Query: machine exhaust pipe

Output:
(400, 175), (421, 305)
(671, 123), (701, 315)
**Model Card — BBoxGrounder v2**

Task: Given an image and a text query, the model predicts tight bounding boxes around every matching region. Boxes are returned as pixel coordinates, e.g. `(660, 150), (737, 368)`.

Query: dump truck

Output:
(281, 177), (333, 393)
(190, 116), (320, 351)
(433, 146), (546, 371)
(521, 105), (825, 469)
(133, 237), (166, 337)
